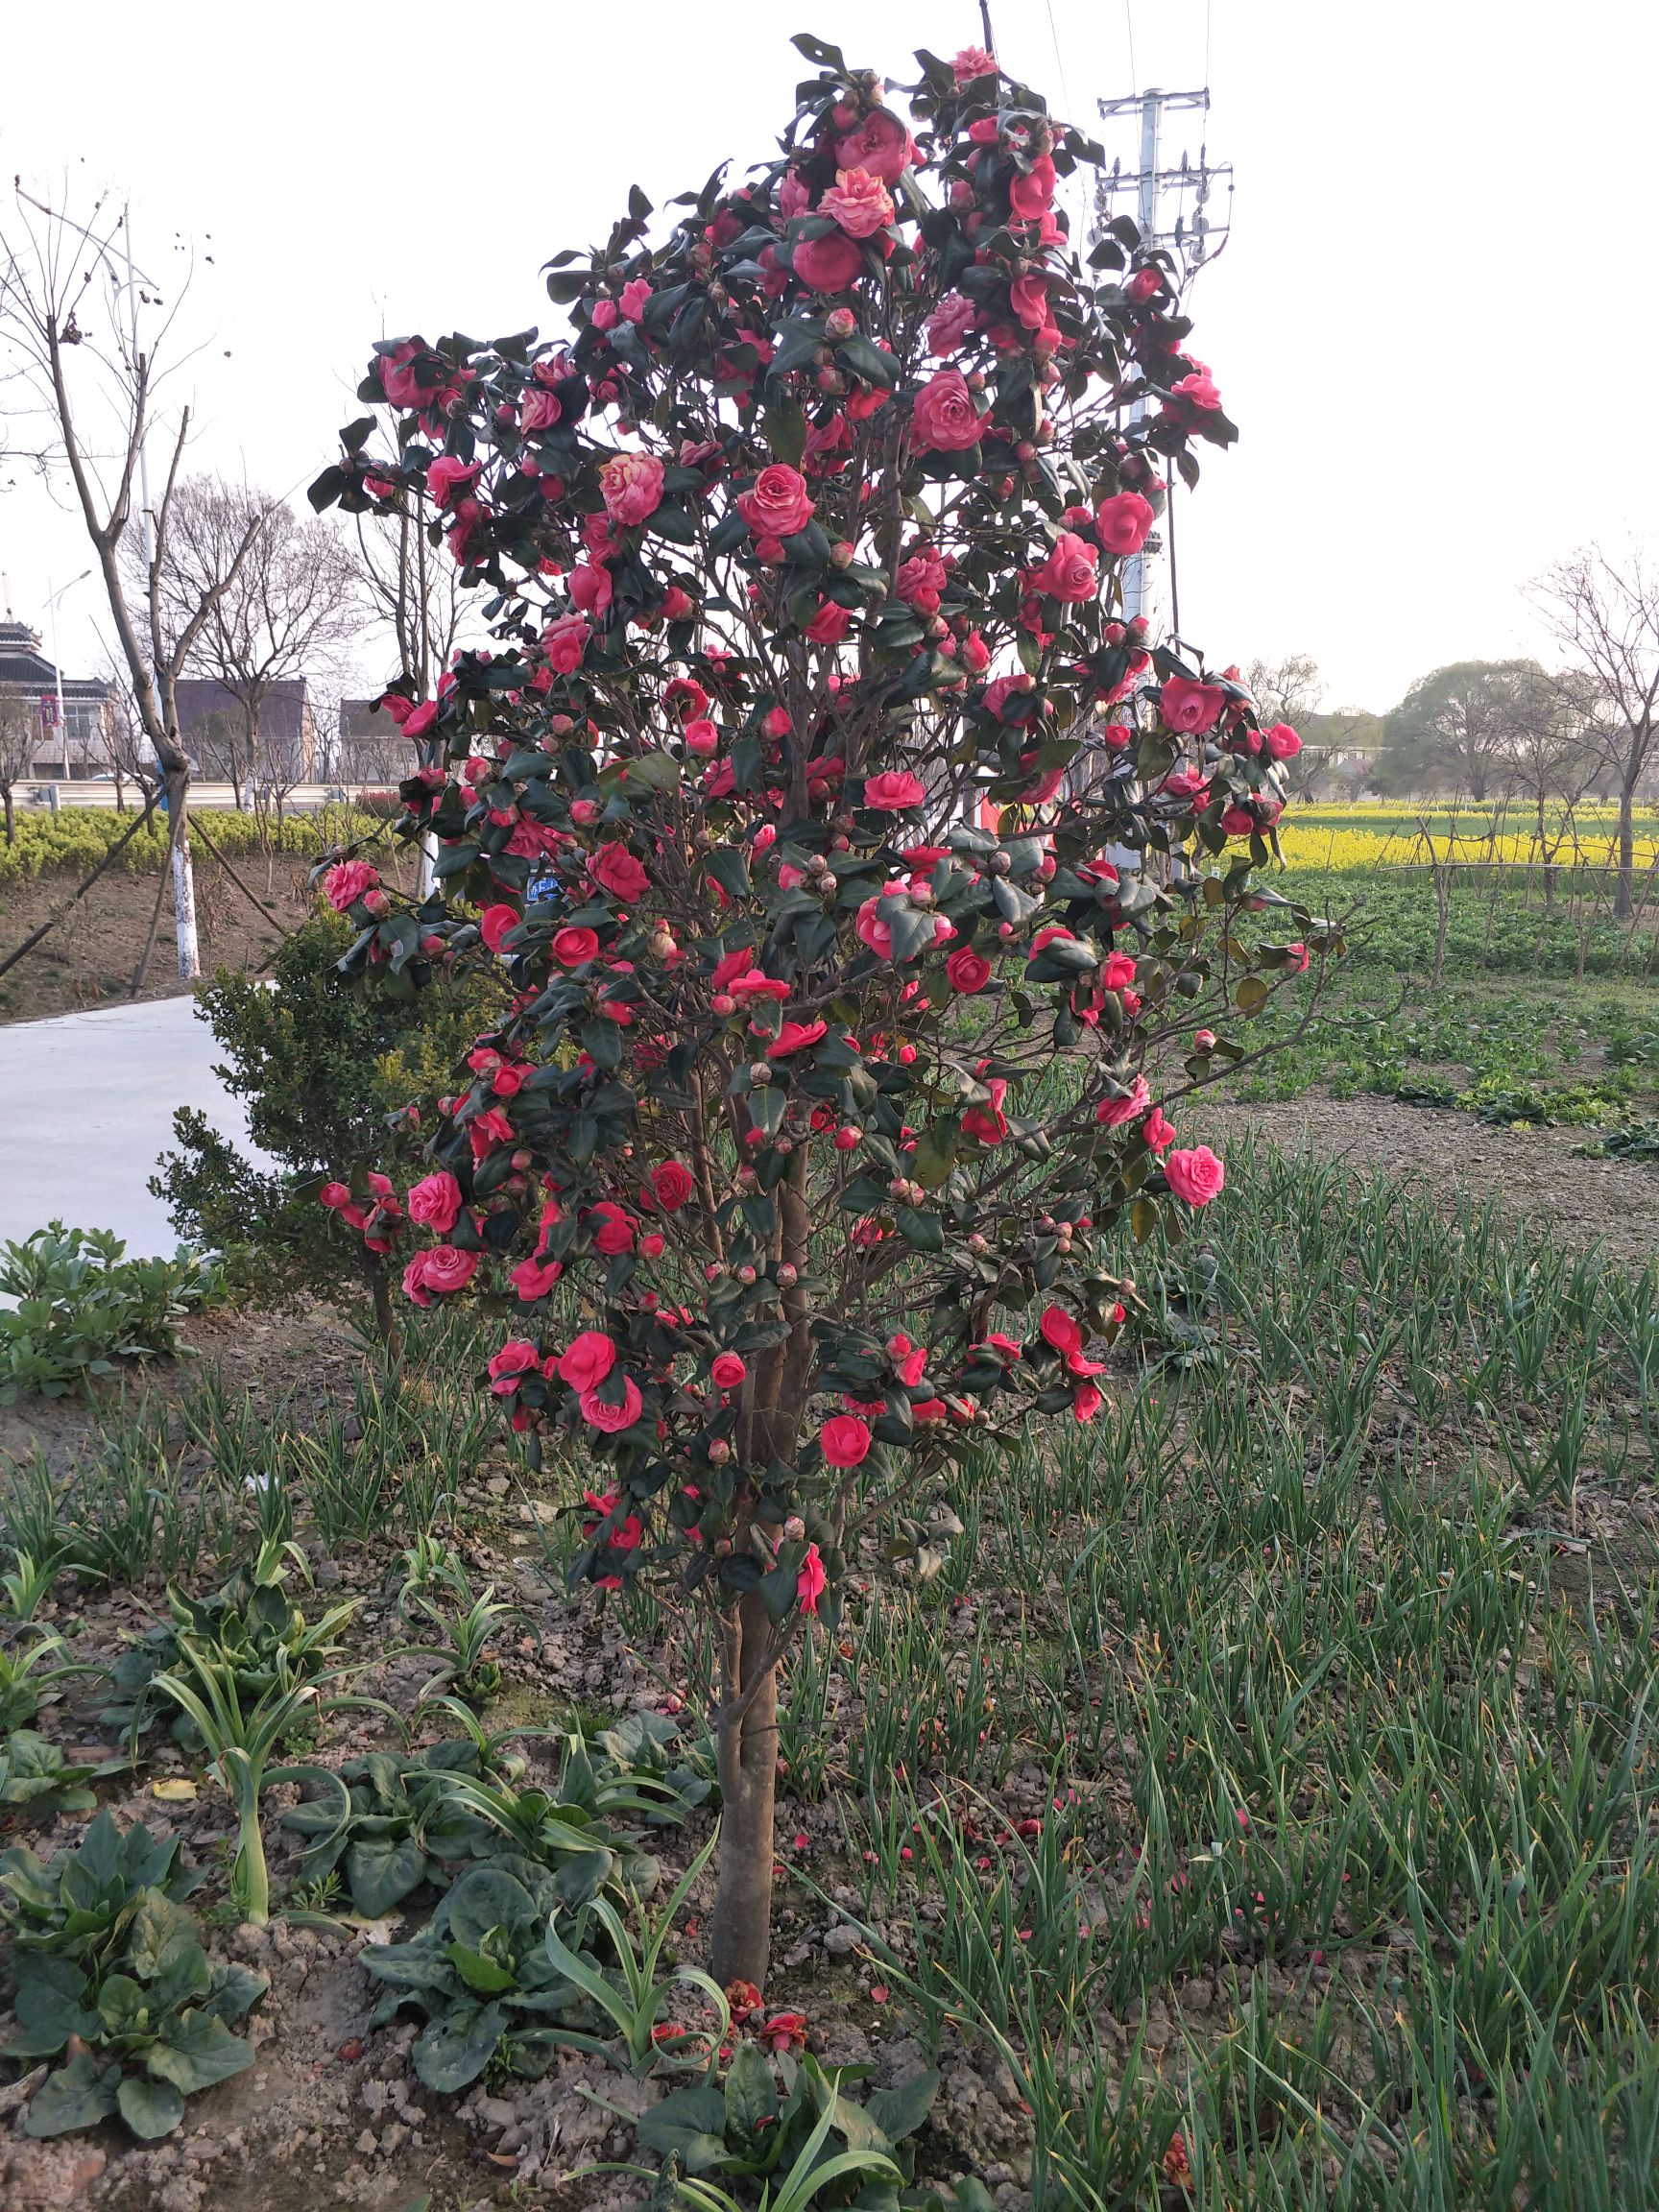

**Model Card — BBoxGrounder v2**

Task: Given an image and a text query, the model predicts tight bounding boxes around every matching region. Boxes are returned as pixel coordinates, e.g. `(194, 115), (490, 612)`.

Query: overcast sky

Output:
(2, 0), (1653, 716)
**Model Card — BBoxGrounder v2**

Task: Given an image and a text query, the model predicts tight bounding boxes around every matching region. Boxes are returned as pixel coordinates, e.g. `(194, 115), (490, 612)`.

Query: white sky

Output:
(2, 0), (1654, 716)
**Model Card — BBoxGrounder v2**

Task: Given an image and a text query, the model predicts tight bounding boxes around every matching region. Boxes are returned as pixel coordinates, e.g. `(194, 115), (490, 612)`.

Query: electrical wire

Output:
(1123, 0), (1138, 92)
(1044, 0), (1076, 120)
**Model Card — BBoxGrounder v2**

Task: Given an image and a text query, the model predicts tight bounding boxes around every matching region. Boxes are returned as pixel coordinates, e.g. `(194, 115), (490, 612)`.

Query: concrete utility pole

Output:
(1094, 88), (1234, 640)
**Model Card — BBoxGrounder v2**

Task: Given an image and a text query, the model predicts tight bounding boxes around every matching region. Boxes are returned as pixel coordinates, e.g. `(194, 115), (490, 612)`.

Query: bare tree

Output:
(1245, 652), (1325, 730)
(143, 477), (361, 804)
(0, 692), (36, 842)
(1531, 543), (1659, 917)
(352, 499), (467, 701)
(0, 182), (265, 976)
(90, 665), (158, 811)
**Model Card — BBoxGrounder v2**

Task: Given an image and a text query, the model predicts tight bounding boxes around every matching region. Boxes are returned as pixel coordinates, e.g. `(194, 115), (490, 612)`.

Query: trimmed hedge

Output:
(0, 805), (386, 892)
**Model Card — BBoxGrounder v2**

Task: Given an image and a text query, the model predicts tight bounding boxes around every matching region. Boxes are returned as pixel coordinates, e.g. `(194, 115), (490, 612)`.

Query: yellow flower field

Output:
(1277, 804), (1659, 874)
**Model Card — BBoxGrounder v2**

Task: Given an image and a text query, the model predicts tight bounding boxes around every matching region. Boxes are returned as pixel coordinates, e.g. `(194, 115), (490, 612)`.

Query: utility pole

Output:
(1094, 88), (1234, 639)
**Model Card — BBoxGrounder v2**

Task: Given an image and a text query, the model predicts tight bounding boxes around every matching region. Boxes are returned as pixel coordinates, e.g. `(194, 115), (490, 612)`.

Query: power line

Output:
(1123, 0), (1138, 93)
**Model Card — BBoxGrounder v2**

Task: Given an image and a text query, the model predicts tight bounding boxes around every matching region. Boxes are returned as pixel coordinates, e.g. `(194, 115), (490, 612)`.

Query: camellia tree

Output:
(309, 34), (1331, 1989)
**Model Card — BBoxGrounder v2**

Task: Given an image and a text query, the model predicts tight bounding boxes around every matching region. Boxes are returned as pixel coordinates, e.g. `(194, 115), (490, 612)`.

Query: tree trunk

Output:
(367, 1257), (402, 1361)
(164, 766), (202, 979)
(710, 1588), (779, 1991)
(2, 787), (12, 845)
(1617, 781), (1636, 921)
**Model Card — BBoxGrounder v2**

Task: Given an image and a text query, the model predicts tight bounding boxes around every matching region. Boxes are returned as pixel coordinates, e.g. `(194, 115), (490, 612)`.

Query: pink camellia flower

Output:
(618, 277), (653, 323)
(821, 1413), (872, 1468)
(1172, 371), (1223, 411)
(323, 860), (378, 913)
(406, 1171), (463, 1234)
(511, 1254), (564, 1300)
(946, 947), (992, 994)
(1142, 1107), (1177, 1152)
(1073, 1381), (1104, 1423)
(426, 455), (480, 507)
(796, 1542), (828, 1614)
(768, 1019), (829, 1057)
(861, 770), (926, 811)
(896, 550), (949, 613)
(926, 292), (977, 357)
(488, 1339), (541, 1395)
(1160, 676), (1227, 734)
(413, 1246), (478, 1300)
(1124, 266), (1163, 306)
(401, 699), (440, 739)
(1008, 155), (1056, 219)
(649, 1160), (696, 1211)
(1262, 722), (1303, 760)
(730, 972), (791, 1006)
(558, 1330), (617, 1392)
(1166, 1144), (1227, 1206)
(568, 563), (613, 616)
(582, 1375), (644, 1433)
(1286, 942), (1311, 973)
(1028, 531), (1099, 603)
(833, 108), (914, 183)
(910, 369), (984, 452)
(319, 1182), (352, 1212)
(520, 385), (563, 432)
(1095, 493), (1156, 556)
(711, 1352), (747, 1390)
(736, 463), (815, 540)
(479, 903), (521, 953)
(589, 843), (651, 902)
(541, 613), (590, 673)
(552, 926), (600, 968)
(1096, 1073), (1152, 1128)
(953, 43), (997, 80)
(819, 165), (895, 237)
(1193, 1028), (1217, 1052)
(599, 450), (665, 527)
(1219, 804), (1256, 837)
(683, 717), (718, 757)
(1102, 953), (1138, 991)
(791, 230), (866, 293)
(805, 599), (854, 644)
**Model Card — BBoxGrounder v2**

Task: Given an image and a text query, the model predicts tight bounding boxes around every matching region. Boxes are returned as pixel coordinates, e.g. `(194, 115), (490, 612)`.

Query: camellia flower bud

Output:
(826, 306), (857, 340)
(511, 1149), (534, 1171)
(830, 541), (856, 568)
(784, 1514), (806, 1541)
(712, 993), (736, 1017)
(749, 1062), (772, 1086)
(708, 1437), (731, 1464)
(777, 1262), (798, 1288)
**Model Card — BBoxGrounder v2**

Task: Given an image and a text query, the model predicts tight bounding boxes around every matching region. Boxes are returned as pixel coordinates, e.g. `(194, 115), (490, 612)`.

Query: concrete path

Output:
(0, 996), (274, 1258)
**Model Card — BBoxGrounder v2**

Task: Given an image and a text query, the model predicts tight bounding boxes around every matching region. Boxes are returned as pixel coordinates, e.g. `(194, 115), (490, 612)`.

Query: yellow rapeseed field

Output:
(1277, 805), (1659, 874)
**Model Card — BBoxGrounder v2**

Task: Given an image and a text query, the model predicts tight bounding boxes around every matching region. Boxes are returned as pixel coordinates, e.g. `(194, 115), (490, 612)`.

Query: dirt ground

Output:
(1202, 1094), (1659, 1276)
(0, 854), (317, 1026)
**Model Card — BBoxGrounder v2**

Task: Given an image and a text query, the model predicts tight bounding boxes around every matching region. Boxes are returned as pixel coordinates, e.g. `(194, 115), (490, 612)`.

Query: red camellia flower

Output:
(1095, 1073), (1151, 1127)
(805, 599), (854, 644)
(1263, 722), (1302, 759)
(820, 1414), (872, 1468)
(711, 1352), (747, 1389)
(406, 1171), (463, 1233)
(1039, 1306), (1084, 1358)
(649, 1160), (696, 1211)
(1095, 492), (1156, 556)
(796, 1542), (828, 1614)
(558, 1330), (618, 1392)
(736, 464), (815, 539)
(791, 229), (866, 293)
(1142, 1107), (1177, 1152)
(1166, 1145), (1226, 1206)
(488, 1339), (541, 1395)
(945, 947), (992, 994)
(323, 860), (379, 913)
(861, 770), (926, 812)
(588, 1201), (636, 1254)
(510, 1254), (564, 1300)
(1159, 677), (1226, 734)
(768, 1019), (829, 1057)
(479, 903), (521, 953)
(544, 926), (597, 973)
(833, 108), (914, 183)
(589, 844), (651, 902)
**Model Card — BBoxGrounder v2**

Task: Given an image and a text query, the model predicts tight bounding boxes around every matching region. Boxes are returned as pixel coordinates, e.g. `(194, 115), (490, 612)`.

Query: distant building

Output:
(0, 616), (113, 776)
(173, 676), (314, 783)
(337, 696), (410, 785)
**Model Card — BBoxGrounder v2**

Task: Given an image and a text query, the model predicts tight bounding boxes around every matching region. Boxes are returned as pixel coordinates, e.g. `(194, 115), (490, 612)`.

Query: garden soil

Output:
(0, 854), (317, 1026)
(1202, 1094), (1659, 1275)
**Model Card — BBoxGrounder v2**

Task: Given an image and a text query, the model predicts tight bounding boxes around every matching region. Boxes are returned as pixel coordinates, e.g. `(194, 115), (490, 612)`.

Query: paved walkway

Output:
(0, 996), (273, 1258)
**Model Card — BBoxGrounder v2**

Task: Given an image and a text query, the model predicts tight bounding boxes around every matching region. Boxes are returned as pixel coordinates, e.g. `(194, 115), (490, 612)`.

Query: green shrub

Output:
(0, 1227), (222, 1404)
(150, 907), (499, 1338)
(0, 805), (386, 892)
